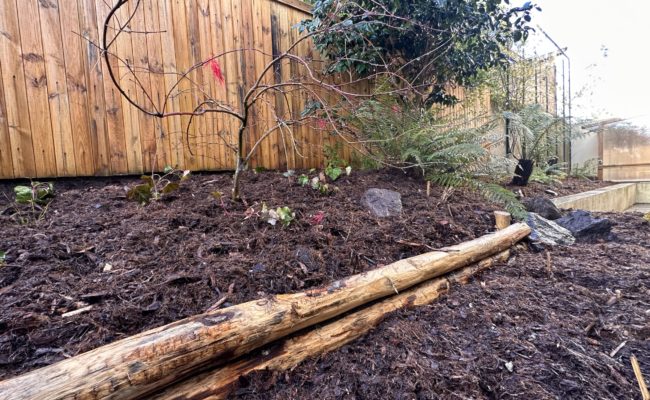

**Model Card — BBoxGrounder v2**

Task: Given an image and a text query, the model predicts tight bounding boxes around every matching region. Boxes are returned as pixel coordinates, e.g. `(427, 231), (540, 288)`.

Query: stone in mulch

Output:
(362, 188), (402, 217)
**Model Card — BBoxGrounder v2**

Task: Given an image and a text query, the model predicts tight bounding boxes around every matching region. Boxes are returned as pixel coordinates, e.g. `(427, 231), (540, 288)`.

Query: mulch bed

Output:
(0, 171), (647, 399)
(0, 170), (498, 378)
(238, 212), (650, 399)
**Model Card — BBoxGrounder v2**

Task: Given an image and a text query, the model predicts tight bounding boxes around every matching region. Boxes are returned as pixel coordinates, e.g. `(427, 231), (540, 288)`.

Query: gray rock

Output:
(522, 196), (562, 220)
(526, 212), (575, 247)
(362, 188), (402, 217)
(556, 210), (613, 241)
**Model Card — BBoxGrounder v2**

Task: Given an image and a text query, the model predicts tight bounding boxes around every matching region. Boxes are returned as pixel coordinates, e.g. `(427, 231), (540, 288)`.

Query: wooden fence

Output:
(0, 0), (344, 179)
(0, 0), (558, 180)
(598, 125), (650, 181)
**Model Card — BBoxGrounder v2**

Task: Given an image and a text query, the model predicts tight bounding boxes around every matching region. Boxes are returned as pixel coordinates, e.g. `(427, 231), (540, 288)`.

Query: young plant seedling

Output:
(261, 203), (295, 227)
(127, 167), (190, 204)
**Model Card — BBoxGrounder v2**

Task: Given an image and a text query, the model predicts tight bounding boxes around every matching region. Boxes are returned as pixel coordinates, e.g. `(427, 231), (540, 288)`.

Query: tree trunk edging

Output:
(0, 224), (530, 400)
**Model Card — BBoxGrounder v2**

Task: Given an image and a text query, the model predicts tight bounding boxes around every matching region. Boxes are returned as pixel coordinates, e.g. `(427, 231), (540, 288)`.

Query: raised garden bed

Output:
(0, 171), (647, 399)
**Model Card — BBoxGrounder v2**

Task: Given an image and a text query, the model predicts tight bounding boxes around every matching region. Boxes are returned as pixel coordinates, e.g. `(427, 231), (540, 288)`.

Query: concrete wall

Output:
(637, 182), (650, 203)
(552, 183), (637, 212)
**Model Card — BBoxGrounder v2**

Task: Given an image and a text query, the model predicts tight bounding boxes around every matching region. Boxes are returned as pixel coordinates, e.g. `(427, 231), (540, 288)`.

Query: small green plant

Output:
(296, 172), (336, 195)
(10, 181), (55, 223)
(529, 163), (567, 186)
(323, 143), (351, 181)
(297, 174), (310, 186)
(570, 159), (599, 179)
(0, 250), (5, 266)
(127, 167), (190, 204)
(261, 203), (295, 227)
(14, 182), (54, 205)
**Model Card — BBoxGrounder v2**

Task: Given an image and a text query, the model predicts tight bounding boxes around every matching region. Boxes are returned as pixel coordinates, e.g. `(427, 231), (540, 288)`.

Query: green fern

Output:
(346, 99), (525, 219)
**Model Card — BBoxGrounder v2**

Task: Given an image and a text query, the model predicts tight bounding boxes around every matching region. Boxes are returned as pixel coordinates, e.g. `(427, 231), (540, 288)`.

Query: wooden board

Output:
(15, 0), (58, 177)
(78, 0), (111, 175)
(95, 0), (129, 174)
(38, 0), (77, 176)
(0, 63), (15, 178)
(0, 0), (36, 178)
(59, 0), (95, 176)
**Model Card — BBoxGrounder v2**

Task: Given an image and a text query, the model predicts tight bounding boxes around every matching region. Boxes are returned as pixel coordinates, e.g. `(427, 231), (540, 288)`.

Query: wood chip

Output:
(62, 306), (93, 318)
(609, 340), (627, 358)
(631, 354), (650, 400)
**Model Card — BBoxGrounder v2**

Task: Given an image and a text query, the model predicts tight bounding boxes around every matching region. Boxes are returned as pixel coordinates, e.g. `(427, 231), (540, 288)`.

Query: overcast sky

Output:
(527, 0), (650, 127)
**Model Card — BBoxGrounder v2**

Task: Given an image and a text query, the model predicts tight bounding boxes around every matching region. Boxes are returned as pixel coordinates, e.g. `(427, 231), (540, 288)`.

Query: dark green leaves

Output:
(304, 0), (539, 103)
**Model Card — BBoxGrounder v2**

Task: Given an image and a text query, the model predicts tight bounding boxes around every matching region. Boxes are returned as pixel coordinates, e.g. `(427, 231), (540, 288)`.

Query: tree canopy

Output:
(301, 0), (540, 105)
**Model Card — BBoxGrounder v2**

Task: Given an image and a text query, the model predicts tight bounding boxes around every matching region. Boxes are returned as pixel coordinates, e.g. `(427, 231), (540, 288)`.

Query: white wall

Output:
(571, 132), (599, 175)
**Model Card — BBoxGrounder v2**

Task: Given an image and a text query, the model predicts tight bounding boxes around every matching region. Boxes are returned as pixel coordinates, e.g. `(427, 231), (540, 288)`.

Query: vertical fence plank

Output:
(37, 0), (77, 176)
(221, 0), (243, 169)
(0, 0), (36, 178)
(208, 0), (233, 169)
(59, 0), (95, 176)
(78, 0), (111, 176)
(197, 0), (217, 170)
(268, 1), (285, 170)
(170, 0), (199, 171)
(129, 0), (158, 173)
(114, 1), (144, 174)
(239, 0), (258, 168)
(16, 0), (58, 177)
(250, 0), (273, 170)
(95, 0), (128, 174)
(0, 63), (15, 178)
(143, 0), (171, 170)
(158, 0), (184, 170)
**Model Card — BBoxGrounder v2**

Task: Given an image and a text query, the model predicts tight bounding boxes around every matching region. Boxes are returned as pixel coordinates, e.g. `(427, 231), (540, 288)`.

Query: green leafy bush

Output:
(301, 0), (538, 105)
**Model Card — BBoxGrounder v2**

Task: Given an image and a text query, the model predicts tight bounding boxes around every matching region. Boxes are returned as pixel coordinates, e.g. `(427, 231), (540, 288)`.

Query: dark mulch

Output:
(0, 170), (499, 379)
(237, 212), (650, 400)
(1, 171), (646, 400)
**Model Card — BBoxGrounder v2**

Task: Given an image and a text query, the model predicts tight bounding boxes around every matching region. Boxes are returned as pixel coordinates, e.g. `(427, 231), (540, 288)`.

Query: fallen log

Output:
(0, 223), (529, 400)
(153, 250), (510, 400)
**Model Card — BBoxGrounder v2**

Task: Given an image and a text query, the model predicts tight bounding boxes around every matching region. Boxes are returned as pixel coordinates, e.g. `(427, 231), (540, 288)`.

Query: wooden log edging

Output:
(0, 223), (530, 400)
(154, 250), (511, 400)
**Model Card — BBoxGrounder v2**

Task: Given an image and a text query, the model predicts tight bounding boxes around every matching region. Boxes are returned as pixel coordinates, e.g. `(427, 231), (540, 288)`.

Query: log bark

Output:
(153, 250), (510, 400)
(0, 223), (529, 400)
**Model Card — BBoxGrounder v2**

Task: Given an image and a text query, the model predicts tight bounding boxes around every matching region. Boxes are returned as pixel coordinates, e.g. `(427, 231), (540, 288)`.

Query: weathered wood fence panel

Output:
(599, 126), (650, 181)
(0, 0), (557, 180)
(0, 0), (321, 179)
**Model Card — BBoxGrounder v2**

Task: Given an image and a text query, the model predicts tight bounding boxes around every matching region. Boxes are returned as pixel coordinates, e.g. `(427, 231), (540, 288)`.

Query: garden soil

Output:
(0, 171), (646, 399)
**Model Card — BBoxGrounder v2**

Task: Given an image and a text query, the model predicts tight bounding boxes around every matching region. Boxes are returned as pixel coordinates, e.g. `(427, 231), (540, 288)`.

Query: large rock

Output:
(522, 196), (562, 220)
(526, 212), (575, 248)
(556, 210), (613, 241)
(362, 188), (402, 217)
